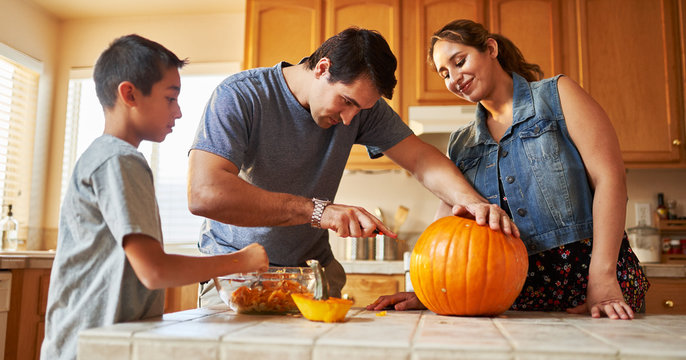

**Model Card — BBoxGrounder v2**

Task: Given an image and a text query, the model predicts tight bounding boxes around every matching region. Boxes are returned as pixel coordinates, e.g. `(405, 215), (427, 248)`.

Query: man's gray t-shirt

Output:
(41, 135), (164, 360)
(191, 61), (413, 266)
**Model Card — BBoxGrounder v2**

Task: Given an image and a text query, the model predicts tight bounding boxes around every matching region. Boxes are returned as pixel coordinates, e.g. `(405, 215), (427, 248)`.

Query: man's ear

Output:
(313, 57), (331, 79)
(118, 81), (137, 107)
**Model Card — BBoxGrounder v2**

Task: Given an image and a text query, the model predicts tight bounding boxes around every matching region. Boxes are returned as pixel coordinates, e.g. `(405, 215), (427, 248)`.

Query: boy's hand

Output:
(237, 243), (269, 273)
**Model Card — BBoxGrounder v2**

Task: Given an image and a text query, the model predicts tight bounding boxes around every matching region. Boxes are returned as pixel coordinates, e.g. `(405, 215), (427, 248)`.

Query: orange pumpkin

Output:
(410, 216), (528, 316)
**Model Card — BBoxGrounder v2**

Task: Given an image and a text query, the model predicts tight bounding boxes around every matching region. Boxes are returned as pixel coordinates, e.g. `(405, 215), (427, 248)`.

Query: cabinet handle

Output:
(663, 300), (674, 308)
(673, 139), (682, 146)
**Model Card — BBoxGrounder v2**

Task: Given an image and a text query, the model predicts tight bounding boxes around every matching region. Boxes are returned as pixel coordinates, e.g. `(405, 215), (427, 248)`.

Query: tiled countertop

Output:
(641, 262), (686, 277)
(79, 306), (686, 359)
(0, 250), (55, 269)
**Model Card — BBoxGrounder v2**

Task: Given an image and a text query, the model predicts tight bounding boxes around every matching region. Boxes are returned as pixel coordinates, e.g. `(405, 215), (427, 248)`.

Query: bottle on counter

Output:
(668, 239), (682, 254)
(656, 193), (669, 219)
(667, 200), (678, 220)
(0, 204), (18, 251)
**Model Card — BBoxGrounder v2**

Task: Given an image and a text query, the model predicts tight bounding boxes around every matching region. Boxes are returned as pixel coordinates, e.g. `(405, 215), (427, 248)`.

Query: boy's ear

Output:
(118, 81), (137, 107)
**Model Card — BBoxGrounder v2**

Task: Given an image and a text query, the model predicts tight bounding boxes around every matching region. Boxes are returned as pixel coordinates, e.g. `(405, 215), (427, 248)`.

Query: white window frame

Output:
(61, 62), (239, 254)
(0, 42), (43, 249)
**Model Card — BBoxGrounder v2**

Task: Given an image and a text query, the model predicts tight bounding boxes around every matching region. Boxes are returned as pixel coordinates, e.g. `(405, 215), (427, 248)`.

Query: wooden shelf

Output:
(655, 215), (686, 233)
(662, 254), (686, 264)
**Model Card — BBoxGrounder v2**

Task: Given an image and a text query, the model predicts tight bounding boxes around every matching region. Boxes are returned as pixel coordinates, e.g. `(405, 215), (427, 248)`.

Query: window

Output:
(0, 43), (41, 242)
(61, 64), (237, 244)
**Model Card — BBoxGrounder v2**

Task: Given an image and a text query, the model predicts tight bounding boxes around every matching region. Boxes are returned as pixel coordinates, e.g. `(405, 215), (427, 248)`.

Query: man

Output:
(188, 27), (516, 305)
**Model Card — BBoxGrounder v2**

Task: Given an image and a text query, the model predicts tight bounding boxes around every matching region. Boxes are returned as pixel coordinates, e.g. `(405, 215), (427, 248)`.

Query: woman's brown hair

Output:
(428, 19), (543, 82)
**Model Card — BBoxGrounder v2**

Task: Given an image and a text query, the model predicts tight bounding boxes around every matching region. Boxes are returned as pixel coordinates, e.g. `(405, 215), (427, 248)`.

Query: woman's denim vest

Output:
(447, 73), (594, 255)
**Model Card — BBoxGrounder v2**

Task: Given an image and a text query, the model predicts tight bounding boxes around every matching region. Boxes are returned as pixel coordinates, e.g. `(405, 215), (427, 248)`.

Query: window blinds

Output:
(0, 55), (39, 230)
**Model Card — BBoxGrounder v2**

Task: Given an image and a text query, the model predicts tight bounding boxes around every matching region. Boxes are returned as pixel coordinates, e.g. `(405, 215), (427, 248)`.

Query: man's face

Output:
(309, 64), (381, 129)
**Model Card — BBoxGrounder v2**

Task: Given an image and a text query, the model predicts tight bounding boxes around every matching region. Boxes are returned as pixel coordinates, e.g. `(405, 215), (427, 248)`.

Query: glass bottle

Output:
(667, 200), (677, 220)
(656, 193), (668, 219)
(0, 204), (18, 251)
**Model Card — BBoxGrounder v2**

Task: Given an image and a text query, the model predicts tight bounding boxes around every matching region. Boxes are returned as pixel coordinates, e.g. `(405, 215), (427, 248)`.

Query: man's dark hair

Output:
(305, 27), (397, 99)
(93, 34), (187, 109)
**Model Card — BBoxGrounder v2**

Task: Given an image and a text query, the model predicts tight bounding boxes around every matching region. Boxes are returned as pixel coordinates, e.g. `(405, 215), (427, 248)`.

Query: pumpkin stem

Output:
(306, 259), (329, 300)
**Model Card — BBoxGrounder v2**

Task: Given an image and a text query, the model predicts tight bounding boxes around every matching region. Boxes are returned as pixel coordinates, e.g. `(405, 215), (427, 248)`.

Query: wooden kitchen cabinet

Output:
(5, 268), (50, 360)
(244, 0), (324, 69)
(245, 0), (403, 170)
(403, 0), (562, 107)
(325, 0), (402, 170)
(164, 283), (199, 313)
(341, 273), (405, 307)
(247, 0), (686, 168)
(645, 277), (686, 314)
(576, 0), (684, 166)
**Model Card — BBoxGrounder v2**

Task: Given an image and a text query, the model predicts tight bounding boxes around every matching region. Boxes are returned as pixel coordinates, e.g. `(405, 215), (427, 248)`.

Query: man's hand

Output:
(319, 203), (396, 238)
(451, 202), (520, 238)
(366, 292), (426, 311)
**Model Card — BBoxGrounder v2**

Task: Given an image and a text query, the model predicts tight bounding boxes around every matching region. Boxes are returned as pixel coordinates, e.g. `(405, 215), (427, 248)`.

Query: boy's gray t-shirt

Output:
(191, 61), (413, 266)
(41, 135), (164, 360)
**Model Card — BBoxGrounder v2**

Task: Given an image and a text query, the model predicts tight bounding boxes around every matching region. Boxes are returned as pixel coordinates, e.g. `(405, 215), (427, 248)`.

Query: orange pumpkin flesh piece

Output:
(410, 216), (528, 316)
(291, 293), (353, 323)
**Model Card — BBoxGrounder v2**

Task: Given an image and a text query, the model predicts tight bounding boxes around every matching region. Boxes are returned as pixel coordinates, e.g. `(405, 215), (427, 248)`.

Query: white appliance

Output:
(0, 271), (11, 356)
(408, 105), (477, 135)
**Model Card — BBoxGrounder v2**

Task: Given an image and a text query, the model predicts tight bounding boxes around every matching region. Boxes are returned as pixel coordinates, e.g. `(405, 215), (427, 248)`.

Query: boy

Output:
(41, 34), (268, 360)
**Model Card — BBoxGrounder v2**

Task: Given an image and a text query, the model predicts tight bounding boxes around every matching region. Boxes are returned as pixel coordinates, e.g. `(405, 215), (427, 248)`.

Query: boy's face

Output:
(131, 67), (182, 143)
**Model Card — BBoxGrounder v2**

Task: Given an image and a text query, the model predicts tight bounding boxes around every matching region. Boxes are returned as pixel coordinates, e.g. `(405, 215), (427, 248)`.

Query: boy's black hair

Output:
(305, 27), (397, 99)
(94, 34), (187, 109)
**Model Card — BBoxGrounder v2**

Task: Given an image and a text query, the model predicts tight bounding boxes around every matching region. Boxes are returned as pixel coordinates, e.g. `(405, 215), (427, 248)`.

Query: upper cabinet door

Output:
(244, 0), (324, 69)
(489, 0), (562, 80)
(577, 0), (683, 164)
(326, 0), (403, 170)
(413, 0), (485, 104)
(325, 0), (401, 112)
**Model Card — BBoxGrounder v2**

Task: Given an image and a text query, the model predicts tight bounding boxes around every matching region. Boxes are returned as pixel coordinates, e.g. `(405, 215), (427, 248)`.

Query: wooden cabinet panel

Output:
(490, 0), (562, 79)
(645, 277), (686, 314)
(341, 273), (405, 307)
(244, 0), (323, 69)
(326, 0), (403, 170)
(577, 0), (683, 164)
(5, 269), (51, 360)
(164, 283), (199, 313)
(326, 0), (401, 112)
(413, 0), (485, 103)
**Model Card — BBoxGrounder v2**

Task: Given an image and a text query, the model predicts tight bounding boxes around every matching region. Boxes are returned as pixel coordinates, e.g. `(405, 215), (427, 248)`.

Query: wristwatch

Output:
(310, 198), (331, 228)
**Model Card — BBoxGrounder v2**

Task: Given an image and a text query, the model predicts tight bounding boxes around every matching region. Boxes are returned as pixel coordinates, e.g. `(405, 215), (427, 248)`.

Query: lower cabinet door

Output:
(645, 277), (686, 314)
(341, 274), (405, 308)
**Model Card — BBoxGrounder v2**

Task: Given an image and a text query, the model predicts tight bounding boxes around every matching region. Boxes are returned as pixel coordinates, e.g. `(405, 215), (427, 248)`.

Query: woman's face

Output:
(432, 38), (498, 103)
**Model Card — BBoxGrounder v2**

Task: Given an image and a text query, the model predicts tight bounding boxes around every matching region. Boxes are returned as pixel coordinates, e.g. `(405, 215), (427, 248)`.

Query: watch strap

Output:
(310, 198), (331, 228)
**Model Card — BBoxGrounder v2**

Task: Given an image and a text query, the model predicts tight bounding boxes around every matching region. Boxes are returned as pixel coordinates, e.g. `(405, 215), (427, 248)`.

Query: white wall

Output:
(0, 0), (59, 249)
(41, 12), (245, 249)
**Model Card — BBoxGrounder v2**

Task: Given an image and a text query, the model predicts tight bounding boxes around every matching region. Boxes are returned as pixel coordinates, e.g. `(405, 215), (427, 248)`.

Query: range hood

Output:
(408, 105), (477, 135)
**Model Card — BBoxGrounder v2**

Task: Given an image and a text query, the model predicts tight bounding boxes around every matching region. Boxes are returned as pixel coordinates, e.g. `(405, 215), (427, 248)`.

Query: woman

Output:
(367, 19), (649, 319)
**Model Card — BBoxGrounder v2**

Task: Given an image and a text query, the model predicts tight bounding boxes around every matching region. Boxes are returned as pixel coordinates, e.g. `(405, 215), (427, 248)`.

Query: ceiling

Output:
(28, 0), (246, 20)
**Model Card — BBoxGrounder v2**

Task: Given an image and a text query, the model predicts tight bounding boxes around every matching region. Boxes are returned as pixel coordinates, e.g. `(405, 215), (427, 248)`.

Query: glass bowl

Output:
(213, 266), (315, 314)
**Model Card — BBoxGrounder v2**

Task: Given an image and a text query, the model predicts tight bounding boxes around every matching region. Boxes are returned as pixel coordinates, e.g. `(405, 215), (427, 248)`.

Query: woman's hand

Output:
(366, 292), (426, 311)
(566, 272), (633, 319)
(451, 202), (520, 238)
